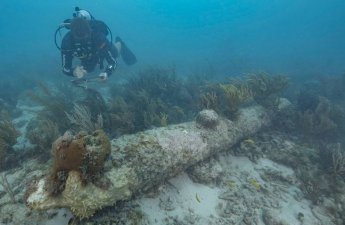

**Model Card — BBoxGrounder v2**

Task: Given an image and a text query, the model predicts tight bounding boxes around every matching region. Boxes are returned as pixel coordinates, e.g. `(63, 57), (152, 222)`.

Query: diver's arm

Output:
(104, 60), (117, 76)
(61, 51), (74, 76)
(61, 32), (74, 76)
(97, 44), (117, 81)
(95, 31), (119, 77)
(103, 42), (118, 76)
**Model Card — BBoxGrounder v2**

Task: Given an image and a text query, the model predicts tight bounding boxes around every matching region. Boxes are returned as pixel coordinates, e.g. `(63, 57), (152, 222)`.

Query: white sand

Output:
(139, 172), (221, 224)
(138, 155), (329, 225)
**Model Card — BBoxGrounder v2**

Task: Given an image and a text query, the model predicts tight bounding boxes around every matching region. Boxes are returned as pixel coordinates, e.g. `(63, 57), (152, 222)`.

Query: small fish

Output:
(195, 193), (201, 203)
(243, 138), (255, 145)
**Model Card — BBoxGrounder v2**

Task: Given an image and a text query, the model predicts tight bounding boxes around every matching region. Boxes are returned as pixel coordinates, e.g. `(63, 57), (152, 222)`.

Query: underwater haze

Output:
(3, 1), (345, 224)
(1, 0), (345, 81)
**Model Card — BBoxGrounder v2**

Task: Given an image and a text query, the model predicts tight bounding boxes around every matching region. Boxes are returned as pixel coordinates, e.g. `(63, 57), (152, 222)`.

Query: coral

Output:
(66, 103), (103, 133)
(27, 82), (111, 138)
(107, 66), (254, 135)
(26, 119), (60, 158)
(297, 77), (345, 141)
(0, 80), (26, 112)
(219, 82), (252, 119)
(271, 100), (298, 132)
(329, 104), (345, 139)
(107, 67), (200, 134)
(0, 116), (20, 170)
(247, 72), (289, 109)
(330, 143), (345, 177)
(198, 80), (252, 120)
(125, 67), (181, 102)
(45, 129), (111, 196)
(159, 113), (168, 127)
(0, 173), (16, 203)
(81, 89), (108, 116)
(167, 106), (186, 124)
(78, 89), (111, 132)
(0, 139), (7, 169)
(0, 120), (19, 147)
(298, 96), (337, 138)
(27, 81), (75, 132)
(200, 91), (218, 110)
(297, 169), (324, 204)
(108, 96), (136, 136)
(83, 130), (111, 178)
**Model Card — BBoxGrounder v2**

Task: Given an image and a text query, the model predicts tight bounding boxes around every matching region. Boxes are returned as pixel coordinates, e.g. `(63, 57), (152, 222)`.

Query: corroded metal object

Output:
(26, 105), (271, 218)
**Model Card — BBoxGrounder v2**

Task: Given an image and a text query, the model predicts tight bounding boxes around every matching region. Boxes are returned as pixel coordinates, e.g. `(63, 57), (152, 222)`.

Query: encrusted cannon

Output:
(26, 105), (271, 218)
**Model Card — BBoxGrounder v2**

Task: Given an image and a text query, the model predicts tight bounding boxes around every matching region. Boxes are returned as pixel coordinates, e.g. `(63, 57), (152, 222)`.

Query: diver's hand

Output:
(73, 66), (87, 79)
(98, 72), (108, 82)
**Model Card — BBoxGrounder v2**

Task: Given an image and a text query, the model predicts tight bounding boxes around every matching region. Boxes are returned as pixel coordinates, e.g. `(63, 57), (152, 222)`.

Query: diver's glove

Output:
(73, 65), (87, 79)
(98, 72), (108, 81)
(105, 64), (116, 75)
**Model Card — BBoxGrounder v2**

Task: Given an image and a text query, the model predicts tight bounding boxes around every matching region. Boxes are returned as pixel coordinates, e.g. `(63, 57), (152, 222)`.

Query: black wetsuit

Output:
(61, 20), (118, 77)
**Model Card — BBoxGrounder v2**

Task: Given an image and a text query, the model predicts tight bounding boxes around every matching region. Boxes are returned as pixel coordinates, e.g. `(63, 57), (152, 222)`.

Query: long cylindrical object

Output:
(26, 105), (270, 218)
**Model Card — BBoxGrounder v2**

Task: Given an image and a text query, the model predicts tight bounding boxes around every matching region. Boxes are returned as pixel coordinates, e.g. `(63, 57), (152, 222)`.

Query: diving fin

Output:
(116, 36), (137, 65)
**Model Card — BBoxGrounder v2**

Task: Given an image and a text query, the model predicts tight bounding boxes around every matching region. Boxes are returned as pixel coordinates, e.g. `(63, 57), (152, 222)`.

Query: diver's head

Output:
(73, 7), (92, 20)
(70, 17), (91, 40)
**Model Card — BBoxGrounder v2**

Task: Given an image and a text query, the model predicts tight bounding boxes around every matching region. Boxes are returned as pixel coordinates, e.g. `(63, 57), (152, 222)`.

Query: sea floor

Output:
(0, 140), (341, 225)
(0, 105), (343, 225)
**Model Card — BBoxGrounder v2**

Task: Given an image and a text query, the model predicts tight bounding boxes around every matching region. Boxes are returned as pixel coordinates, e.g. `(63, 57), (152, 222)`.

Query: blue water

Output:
(1, 0), (345, 81)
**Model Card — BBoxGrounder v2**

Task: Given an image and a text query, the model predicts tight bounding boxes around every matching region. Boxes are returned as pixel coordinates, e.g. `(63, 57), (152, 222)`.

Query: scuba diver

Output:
(56, 7), (137, 83)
